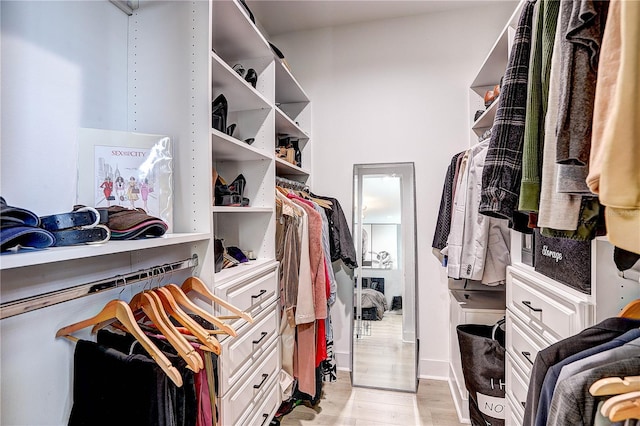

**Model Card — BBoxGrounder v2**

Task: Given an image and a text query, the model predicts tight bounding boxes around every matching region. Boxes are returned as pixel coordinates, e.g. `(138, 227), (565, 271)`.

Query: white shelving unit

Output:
(0, 1), (312, 424)
(467, 4), (522, 144)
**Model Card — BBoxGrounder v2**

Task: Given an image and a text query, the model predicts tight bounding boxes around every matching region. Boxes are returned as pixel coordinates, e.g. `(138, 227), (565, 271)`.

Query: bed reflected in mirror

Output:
(352, 163), (417, 392)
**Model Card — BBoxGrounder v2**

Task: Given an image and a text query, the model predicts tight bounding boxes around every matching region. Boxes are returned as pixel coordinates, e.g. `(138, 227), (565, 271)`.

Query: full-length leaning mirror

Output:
(352, 162), (418, 392)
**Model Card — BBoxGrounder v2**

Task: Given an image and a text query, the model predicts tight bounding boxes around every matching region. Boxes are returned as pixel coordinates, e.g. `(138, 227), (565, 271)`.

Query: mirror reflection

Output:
(352, 163), (417, 392)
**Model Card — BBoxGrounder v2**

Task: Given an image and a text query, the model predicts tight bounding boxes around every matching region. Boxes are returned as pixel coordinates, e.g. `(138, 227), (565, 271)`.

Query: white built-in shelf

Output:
(275, 107), (310, 139)
(470, 1), (523, 91)
(213, 258), (277, 284)
(211, 129), (273, 162)
(212, 206), (273, 213)
(211, 52), (271, 112)
(211, 0), (271, 63)
(0, 233), (211, 270)
(472, 97), (499, 132)
(275, 60), (310, 104)
(275, 157), (310, 177)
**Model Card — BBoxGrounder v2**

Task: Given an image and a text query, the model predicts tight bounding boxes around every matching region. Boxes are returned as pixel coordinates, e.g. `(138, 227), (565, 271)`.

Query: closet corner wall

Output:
(0, 1), (312, 424)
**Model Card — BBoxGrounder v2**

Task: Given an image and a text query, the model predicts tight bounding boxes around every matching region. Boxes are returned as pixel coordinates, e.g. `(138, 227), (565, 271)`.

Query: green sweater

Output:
(519, 0), (561, 212)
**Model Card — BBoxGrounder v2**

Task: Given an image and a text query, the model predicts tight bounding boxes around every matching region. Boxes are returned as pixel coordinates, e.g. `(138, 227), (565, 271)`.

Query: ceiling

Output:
(246, 0), (496, 37)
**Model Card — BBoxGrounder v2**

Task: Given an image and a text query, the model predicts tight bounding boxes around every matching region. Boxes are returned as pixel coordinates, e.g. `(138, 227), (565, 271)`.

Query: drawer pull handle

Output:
(252, 289), (267, 299)
(521, 301), (542, 312)
(521, 351), (534, 365)
(253, 331), (268, 345)
(260, 413), (269, 426)
(253, 373), (269, 389)
(521, 401), (526, 409)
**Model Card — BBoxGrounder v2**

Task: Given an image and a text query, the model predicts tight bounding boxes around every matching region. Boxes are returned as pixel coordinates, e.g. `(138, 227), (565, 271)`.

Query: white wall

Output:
(271, 2), (518, 378)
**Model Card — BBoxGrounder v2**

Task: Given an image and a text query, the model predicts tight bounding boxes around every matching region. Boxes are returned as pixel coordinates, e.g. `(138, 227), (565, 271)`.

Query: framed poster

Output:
(77, 128), (173, 232)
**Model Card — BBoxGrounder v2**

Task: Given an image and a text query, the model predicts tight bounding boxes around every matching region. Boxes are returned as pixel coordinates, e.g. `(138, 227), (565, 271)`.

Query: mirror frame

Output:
(351, 162), (419, 392)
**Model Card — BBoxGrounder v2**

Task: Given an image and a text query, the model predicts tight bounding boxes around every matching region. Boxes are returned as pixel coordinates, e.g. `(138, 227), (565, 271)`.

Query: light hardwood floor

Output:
(279, 370), (465, 426)
(353, 312), (415, 390)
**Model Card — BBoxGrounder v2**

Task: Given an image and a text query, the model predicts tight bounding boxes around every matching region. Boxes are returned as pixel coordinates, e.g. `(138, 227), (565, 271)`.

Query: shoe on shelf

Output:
(226, 246), (249, 263)
(212, 94), (228, 133)
(245, 68), (257, 88)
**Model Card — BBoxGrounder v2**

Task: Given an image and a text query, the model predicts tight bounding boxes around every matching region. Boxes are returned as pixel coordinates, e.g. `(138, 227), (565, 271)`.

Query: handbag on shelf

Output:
(534, 229), (592, 294)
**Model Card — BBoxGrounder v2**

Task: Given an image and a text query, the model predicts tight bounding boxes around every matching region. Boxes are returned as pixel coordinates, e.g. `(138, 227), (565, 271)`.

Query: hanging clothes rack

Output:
(0, 254), (198, 320)
(276, 176), (308, 192)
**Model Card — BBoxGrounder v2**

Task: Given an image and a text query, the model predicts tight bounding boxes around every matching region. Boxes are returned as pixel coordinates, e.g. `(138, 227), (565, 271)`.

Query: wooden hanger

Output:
(164, 283), (237, 337)
(591, 376), (640, 396)
(153, 286), (222, 355)
(55, 299), (183, 387)
(130, 290), (203, 372)
(601, 390), (640, 421)
(617, 299), (640, 319)
(608, 396), (640, 422)
(182, 276), (254, 324)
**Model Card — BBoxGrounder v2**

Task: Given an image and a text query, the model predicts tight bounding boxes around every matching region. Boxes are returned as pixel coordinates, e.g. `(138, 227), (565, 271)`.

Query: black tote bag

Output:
(456, 321), (506, 426)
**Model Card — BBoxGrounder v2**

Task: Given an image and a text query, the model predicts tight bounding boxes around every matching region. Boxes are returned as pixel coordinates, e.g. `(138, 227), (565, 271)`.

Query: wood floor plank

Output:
(279, 369), (465, 425)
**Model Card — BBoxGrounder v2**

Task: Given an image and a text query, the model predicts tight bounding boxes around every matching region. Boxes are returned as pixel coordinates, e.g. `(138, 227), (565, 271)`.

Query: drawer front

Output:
(219, 304), (278, 396)
(242, 377), (280, 426)
(215, 267), (278, 320)
(506, 392), (524, 426)
(506, 353), (528, 418)
(508, 270), (578, 341)
(219, 339), (279, 426)
(506, 311), (547, 376)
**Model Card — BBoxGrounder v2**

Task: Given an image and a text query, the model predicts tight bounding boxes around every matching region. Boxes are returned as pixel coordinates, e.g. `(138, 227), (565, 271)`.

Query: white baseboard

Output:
(334, 350), (351, 371)
(418, 358), (449, 380)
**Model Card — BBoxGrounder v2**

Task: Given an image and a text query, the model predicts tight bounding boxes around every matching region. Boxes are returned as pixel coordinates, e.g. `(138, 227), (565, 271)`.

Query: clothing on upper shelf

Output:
(522, 316), (640, 426)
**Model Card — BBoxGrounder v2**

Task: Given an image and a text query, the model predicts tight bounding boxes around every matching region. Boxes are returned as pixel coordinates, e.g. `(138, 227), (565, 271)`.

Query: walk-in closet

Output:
(1, 0), (639, 425)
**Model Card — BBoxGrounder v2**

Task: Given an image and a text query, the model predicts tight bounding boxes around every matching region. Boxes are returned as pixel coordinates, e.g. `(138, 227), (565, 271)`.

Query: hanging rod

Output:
(276, 176), (309, 192)
(0, 254), (198, 320)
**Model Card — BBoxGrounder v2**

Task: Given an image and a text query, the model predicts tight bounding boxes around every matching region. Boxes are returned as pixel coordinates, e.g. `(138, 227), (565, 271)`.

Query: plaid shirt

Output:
(479, 0), (536, 222)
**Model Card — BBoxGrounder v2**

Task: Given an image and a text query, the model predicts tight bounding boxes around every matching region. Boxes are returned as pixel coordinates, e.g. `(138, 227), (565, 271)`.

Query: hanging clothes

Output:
(555, 0), (610, 195)
(432, 152), (463, 263)
(522, 316), (640, 426)
(519, 0), (561, 213)
(313, 195), (358, 269)
(479, 0), (536, 226)
(587, 0), (640, 254)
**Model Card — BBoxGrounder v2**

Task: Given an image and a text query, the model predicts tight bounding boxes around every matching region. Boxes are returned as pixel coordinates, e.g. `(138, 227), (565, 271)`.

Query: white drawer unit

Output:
(218, 338), (280, 426)
(214, 262), (279, 322)
(242, 377), (280, 426)
(506, 391), (525, 426)
(218, 302), (279, 396)
(507, 267), (589, 342)
(506, 311), (549, 375)
(505, 352), (529, 418)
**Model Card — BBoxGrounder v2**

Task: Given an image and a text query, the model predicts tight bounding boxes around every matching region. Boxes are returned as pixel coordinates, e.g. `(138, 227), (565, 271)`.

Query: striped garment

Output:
(479, 0), (536, 223)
